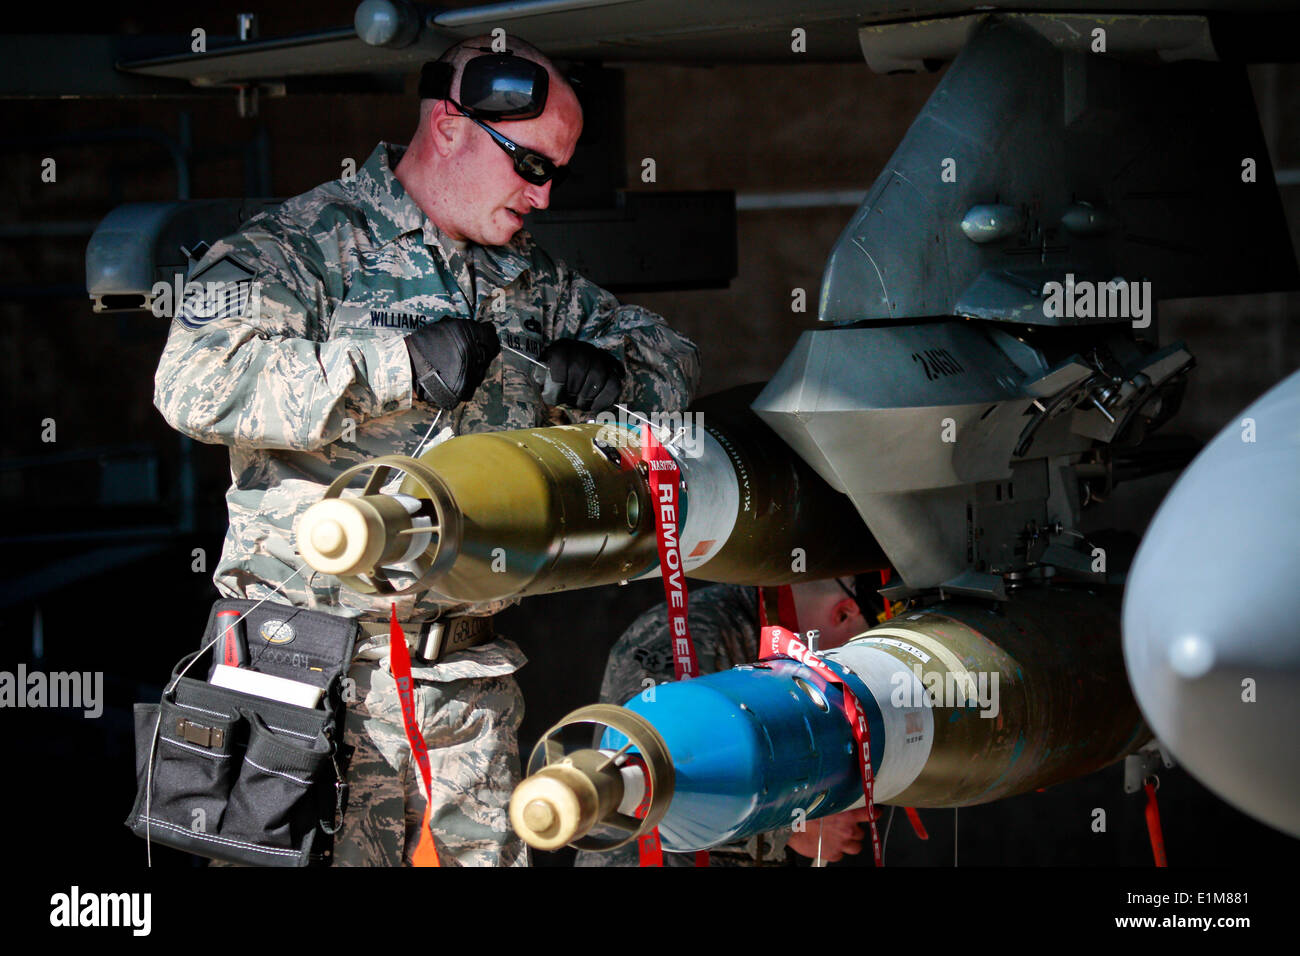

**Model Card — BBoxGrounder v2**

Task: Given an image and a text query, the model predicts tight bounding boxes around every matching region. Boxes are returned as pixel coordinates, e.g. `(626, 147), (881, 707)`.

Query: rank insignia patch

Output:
(176, 255), (257, 329)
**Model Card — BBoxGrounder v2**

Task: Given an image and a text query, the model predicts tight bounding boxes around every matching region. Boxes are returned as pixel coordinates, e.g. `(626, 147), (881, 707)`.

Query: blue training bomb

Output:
(511, 585), (1147, 854)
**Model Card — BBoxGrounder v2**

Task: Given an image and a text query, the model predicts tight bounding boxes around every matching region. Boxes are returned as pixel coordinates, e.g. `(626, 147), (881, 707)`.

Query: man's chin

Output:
(477, 222), (521, 248)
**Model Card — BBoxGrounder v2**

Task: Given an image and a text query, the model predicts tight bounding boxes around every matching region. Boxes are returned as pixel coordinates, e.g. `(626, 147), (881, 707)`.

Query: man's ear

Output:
(832, 597), (860, 627)
(429, 104), (462, 158)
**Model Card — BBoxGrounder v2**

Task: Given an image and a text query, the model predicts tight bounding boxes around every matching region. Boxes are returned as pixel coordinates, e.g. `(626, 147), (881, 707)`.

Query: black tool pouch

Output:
(125, 599), (357, 867)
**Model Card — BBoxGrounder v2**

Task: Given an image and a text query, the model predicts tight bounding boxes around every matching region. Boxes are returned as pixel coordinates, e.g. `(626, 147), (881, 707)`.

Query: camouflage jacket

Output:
(154, 142), (700, 676)
(575, 584), (794, 866)
(599, 584), (761, 706)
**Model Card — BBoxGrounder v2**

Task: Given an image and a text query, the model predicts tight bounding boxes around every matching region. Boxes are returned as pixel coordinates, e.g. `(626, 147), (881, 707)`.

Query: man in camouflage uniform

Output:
(153, 36), (699, 866)
(575, 580), (876, 867)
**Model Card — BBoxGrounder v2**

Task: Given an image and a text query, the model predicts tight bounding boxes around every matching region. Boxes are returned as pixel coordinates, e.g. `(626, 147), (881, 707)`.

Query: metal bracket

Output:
(1124, 740), (1176, 793)
(176, 717), (225, 749)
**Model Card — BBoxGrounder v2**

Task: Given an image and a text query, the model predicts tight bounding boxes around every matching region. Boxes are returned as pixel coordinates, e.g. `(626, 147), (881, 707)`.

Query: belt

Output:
(354, 615), (495, 664)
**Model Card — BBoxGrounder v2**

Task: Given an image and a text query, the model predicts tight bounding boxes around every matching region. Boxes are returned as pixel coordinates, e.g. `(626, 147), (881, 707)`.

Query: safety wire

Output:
(815, 805), (897, 869)
(144, 565), (306, 866)
(412, 408), (445, 459)
(881, 804), (896, 865)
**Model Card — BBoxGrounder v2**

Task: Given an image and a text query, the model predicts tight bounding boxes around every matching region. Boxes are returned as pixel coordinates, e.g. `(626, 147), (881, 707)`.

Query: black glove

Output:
(539, 339), (625, 415)
(405, 318), (500, 409)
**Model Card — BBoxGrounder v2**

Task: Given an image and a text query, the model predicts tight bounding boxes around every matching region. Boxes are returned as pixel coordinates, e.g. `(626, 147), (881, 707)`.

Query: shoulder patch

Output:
(190, 254), (257, 285)
(176, 255), (257, 329)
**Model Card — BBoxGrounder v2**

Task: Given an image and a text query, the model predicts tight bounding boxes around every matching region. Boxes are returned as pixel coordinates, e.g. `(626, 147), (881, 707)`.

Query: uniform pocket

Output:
(223, 711), (332, 852)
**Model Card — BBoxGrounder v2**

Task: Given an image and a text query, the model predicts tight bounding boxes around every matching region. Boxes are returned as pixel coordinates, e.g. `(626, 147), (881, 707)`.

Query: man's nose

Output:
(524, 180), (552, 210)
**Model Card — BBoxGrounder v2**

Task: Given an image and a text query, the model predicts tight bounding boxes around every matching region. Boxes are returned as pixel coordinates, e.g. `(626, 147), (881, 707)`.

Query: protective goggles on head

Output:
(420, 50), (550, 121)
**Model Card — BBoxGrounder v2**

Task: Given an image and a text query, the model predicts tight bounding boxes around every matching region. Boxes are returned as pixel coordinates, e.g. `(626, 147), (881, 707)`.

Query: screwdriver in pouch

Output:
(217, 609), (250, 668)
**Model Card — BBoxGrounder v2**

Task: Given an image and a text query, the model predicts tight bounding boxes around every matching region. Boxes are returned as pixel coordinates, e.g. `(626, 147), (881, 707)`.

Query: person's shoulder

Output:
(213, 172), (375, 288)
(693, 583), (758, 620)
(206, 180), (328, 259)
(611, 597), (672, 651)
(602, 603), (674, 688)
(609, 584), (752, 654)
(263, 175), (369, 244)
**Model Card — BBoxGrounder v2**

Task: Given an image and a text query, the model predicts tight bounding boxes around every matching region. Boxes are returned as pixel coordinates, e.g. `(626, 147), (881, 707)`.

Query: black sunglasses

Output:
(454, 107), (569, 187)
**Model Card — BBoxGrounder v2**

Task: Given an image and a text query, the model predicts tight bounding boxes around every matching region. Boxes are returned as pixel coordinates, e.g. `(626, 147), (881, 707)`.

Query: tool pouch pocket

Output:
(126, 599), (357, 867)
(224, 712), (333, 851)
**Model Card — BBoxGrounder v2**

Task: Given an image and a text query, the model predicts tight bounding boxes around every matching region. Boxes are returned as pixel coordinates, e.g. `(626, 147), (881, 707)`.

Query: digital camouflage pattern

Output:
(574, 584), (794, 867)
(331, 654), (527, 867)
(597, 584), (762, 706)
(153, 142), (700, 865)
(155, 142), (700, 626)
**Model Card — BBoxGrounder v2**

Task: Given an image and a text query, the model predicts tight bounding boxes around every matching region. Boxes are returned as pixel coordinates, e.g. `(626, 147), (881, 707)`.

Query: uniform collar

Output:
(355, 143), (426, 246)
(358, 142), (533, 286)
